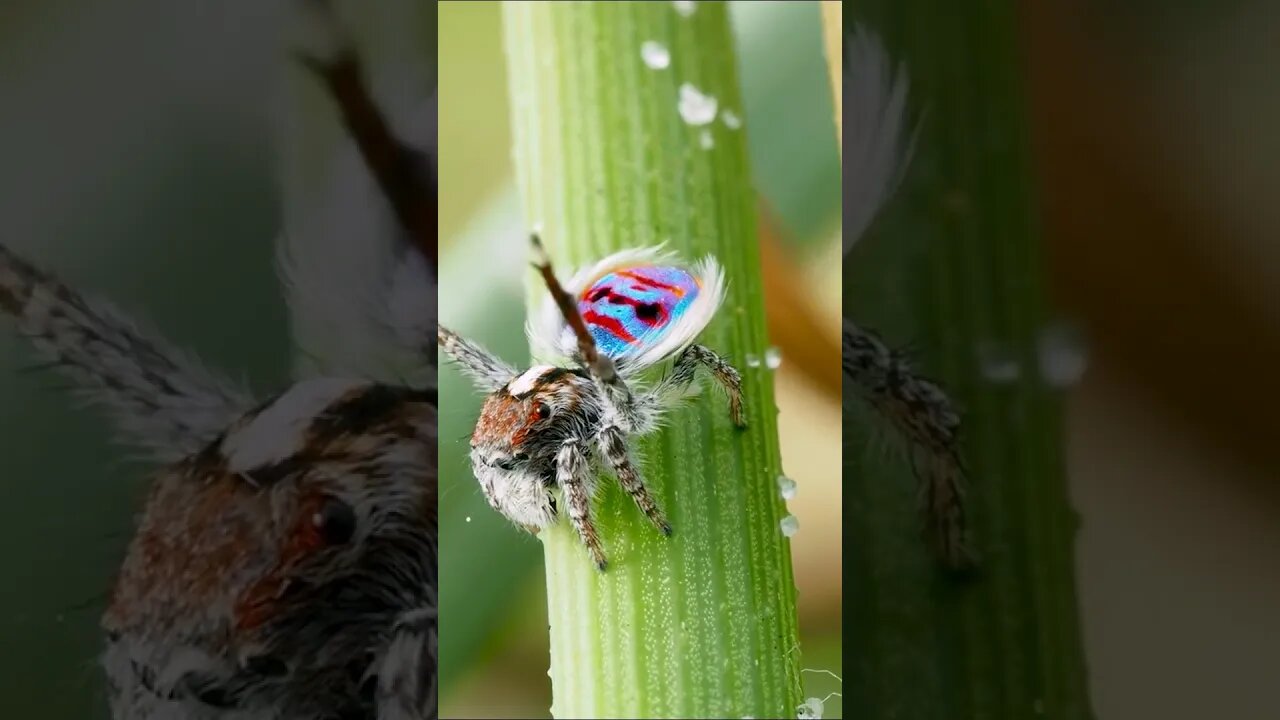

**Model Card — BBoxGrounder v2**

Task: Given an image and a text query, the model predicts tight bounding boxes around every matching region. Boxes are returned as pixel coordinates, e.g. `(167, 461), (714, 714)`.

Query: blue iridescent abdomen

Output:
(577, 265), (701, 358)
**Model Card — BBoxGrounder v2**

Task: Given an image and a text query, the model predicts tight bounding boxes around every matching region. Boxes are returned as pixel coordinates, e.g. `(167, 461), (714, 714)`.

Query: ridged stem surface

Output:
(503, 2), (802, 717)
(843, 3), (1094, 719)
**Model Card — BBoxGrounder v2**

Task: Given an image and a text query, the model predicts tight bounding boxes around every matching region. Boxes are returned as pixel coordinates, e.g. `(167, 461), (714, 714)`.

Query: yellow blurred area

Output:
(1022, 3), (1280, 718)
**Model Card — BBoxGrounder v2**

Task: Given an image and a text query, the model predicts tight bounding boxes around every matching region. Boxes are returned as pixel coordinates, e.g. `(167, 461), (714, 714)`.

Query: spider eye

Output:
(312, 497), (356, 546)
(535, 402), (551, 420)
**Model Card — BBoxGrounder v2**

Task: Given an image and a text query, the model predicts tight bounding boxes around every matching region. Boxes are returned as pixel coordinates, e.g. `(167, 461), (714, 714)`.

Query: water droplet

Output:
(677, 83), (718, 126)
(777, 475), (797, 500)
(673, 0), (696, 17)
(797, 697), (824, 720)
(976, 341), (1021, 384)
(721, 109), (742, 129)
(465, 516), (472, 523)
(780, 514), (799, 537)
(764, 346), (782, 369)
(745, 353), (761, 368)
(1036, 321), (1088, 387)
(699, 129), (714, 150)
(640, 40), (670, 70)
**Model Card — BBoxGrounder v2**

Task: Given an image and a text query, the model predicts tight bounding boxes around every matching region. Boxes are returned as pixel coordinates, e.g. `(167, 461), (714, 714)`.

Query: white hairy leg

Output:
(0, 243), (255, 464)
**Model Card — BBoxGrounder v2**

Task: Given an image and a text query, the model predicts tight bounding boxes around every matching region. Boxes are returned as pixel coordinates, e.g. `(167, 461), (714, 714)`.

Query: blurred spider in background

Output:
(0, 1), (438, 717)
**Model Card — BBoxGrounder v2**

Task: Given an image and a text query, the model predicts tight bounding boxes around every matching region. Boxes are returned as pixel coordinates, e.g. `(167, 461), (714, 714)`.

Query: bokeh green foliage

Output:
(0, 2), (434, 717)
(0, 7), (290, 719)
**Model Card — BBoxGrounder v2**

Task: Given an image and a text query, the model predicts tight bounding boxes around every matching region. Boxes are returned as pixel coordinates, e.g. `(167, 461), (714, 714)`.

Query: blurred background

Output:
(0, 3), (292, 717)
(1022, 2), (1280, 717)
(0, 1), (433, 717)
(437, 2), (843, 718)
(848, 0), (1280, 718)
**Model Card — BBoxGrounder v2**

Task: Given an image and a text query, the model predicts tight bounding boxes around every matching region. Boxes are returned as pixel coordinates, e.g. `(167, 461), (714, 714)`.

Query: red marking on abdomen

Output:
(616, 270), (686, 297)
(583, 309), (638, 342)
(587, 288), (670, 328)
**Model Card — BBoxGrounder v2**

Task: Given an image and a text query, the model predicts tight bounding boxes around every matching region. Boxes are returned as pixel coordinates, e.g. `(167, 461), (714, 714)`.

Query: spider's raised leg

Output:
(437, 325), (516, 394)
(911, 443), (972, 570)
(844, 318), (973, 569)
(597, 425), (671, 537)
(293, 0), (436, 271)
(556, 439), (607, 571)
(374, 601), (438, 720)
(660, 343), (747, 428)
(528, 235), (638, 426)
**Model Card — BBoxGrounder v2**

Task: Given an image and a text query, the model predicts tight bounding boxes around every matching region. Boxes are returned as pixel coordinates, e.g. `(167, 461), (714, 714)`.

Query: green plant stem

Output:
(503, 2), (802, 717)
(843, 3), (1093, 719)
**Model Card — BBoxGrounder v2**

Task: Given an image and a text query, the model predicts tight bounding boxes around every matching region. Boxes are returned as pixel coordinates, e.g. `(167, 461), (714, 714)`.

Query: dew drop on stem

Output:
(678, 83), (718, 126)
(976, 340), (1021, 384)
(777, 474), (797, 500)
(640, 41), (670, 70)
(764, 346), (782, 369)
(1036, 321), (1088, 387)
(780, 514), (799, 537)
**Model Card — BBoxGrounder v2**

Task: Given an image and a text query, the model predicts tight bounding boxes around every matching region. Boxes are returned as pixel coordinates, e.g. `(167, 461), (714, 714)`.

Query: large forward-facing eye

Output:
(312, 496), (357, 545)
(534, 402), (551, 420)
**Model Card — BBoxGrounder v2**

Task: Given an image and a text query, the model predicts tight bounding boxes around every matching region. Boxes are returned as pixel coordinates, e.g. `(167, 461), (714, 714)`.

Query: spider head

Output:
(471, 365), (592, 466)
(465, 365), (594, 532)
(102, 377), (437, 712)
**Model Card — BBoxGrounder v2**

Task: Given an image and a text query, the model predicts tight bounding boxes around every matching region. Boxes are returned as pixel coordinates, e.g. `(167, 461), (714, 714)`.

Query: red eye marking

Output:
(233, 494), (330, 631)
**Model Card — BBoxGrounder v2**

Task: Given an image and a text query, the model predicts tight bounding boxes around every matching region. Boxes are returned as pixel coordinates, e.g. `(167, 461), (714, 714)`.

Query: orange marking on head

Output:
(105, 469), (264, 636)
(475, 394), (536, 449)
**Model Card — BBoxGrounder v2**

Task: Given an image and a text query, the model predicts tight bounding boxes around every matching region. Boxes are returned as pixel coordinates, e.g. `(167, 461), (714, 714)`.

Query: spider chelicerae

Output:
(438, 235), (747, 570)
